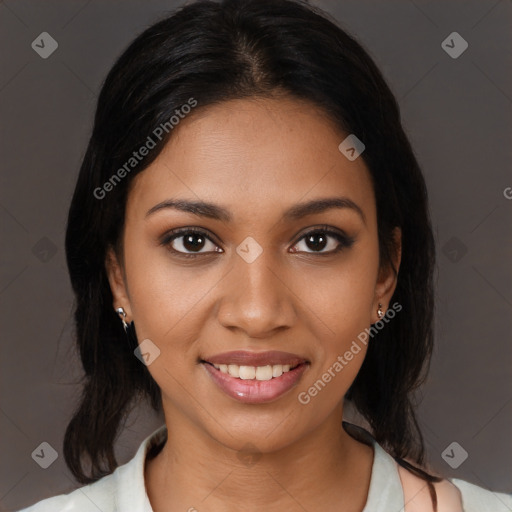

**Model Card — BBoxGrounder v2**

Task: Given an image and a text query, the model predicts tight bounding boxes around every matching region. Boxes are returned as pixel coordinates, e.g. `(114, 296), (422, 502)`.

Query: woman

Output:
(19, 0), (512, 511)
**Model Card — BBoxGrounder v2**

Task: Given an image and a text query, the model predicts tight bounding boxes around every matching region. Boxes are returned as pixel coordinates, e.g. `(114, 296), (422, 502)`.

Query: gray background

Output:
(1, 0), (511, 510)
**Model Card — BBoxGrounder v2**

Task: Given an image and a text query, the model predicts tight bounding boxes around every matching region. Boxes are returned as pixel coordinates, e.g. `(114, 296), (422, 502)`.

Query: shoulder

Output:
(450, 477), (512, 512)
(16, 472), (116, 512)
(16, 424), (167, 512)
(397, 459), (512, 512)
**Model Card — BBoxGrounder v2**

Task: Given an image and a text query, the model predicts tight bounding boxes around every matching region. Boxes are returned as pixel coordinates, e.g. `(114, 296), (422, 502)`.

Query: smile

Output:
(201, 351), (309, 404)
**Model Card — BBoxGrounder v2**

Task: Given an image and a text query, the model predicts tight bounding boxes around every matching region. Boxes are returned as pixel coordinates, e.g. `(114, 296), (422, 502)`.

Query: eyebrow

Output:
(146, 197), (366, 225)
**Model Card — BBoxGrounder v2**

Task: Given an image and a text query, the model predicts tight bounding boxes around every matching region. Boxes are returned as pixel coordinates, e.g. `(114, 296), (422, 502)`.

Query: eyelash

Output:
(161, 225), (355, 259)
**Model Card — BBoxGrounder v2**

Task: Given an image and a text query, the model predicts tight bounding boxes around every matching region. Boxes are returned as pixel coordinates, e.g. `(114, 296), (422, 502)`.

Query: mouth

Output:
(200, 351), (309, 404)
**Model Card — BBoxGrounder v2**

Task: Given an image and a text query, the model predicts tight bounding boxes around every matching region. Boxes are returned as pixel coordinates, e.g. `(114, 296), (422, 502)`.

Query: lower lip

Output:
(203, 362), (308, 404)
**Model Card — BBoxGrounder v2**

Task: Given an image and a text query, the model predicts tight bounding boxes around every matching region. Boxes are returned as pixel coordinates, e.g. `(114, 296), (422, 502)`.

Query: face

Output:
(106, 96), (400, 453)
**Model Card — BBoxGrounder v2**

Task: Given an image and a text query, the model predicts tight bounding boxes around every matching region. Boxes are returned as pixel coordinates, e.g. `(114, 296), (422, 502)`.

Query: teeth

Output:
(228, 364), (240, 378)
(255, 365), (273, 381)
(272, 365), (283, 377)
(239, 366), (256, 379)
(211, 363), (298, 380)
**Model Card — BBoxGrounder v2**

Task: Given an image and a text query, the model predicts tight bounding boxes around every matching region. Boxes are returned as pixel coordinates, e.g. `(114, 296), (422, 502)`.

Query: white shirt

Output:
(18, 424), (512, 512)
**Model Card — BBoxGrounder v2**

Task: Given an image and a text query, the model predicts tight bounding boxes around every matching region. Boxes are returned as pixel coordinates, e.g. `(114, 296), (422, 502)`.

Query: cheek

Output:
(299, 240), (379, 342)
(122, 239), (209, 404)
(121, 230), (212, 345)
(294, 236), (379, 403)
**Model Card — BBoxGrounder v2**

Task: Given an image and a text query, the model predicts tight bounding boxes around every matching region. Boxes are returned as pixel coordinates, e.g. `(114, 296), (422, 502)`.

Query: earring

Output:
(116, 307), (129, 331)
(377, 303), (385, 319)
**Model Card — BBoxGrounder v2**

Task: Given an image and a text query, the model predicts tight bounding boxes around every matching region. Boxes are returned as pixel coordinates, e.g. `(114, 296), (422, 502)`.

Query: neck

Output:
(145, 405), (374, 512)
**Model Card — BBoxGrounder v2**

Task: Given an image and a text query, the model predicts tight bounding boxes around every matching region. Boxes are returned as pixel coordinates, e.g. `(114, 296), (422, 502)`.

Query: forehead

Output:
(126, 96), (376, 226)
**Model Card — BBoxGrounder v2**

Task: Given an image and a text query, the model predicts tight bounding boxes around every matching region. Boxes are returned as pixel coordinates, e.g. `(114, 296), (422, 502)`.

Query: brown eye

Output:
(291, 228), (355, 255)
(303, 232), (329, 251)
(162, 228), (222, 257)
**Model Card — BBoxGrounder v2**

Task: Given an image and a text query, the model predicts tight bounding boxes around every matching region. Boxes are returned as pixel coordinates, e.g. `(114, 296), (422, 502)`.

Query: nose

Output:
(216, 248), (297, 339)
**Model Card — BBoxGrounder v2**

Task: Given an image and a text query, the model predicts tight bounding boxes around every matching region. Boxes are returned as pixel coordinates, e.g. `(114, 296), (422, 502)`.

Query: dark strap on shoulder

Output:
(341, 420), (375, 446)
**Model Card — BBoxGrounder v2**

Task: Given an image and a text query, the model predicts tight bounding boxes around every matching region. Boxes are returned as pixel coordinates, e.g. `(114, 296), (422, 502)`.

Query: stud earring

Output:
(116, 307), (129, 331)
(377, 303), (385, 319)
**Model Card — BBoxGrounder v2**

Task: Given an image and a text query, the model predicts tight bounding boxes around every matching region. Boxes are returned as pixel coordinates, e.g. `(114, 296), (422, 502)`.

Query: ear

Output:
(373, 227), (402, 322)
(105, 245), (132, 321)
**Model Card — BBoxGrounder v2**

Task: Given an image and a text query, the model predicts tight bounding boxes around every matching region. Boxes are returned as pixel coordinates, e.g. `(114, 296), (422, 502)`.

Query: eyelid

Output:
(292, 224), (350, 245)
(161, 226), (218, 240)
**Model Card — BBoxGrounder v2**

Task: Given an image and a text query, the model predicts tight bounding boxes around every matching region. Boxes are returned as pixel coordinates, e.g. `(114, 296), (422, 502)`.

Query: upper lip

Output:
(202, 350), (308, 367)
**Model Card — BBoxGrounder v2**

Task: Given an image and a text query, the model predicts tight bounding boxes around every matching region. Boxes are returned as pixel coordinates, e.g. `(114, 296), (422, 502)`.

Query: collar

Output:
(114, 424), (167, 512)
(112, 424), (404, 512)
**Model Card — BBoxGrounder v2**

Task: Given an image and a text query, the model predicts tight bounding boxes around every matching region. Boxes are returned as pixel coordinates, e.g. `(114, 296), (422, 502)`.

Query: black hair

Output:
(64, 0), (438, 497)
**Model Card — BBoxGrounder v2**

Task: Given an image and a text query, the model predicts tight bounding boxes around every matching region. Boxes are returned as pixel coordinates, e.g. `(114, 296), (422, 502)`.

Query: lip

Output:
(203, 350), (307, 367)
(203, 361), (309, 404)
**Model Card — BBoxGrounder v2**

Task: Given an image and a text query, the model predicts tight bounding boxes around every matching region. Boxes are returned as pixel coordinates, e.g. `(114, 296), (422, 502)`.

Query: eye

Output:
(161, 226), (354, 259)
(291, 226), (355, 255)
(161, 228), (222, 258)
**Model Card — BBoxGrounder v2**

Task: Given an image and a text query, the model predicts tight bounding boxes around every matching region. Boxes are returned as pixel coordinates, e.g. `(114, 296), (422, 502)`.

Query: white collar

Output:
(113, 424), (167, 512)
(111, 424), (405, 512)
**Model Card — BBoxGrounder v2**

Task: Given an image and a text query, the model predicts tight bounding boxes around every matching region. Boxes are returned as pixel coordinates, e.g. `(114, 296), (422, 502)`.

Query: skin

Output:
(106, 95), (401, 512)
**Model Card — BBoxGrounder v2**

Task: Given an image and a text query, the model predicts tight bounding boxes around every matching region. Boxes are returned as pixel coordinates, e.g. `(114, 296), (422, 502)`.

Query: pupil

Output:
(184, 233), (205, 252)
(306, 233), (327, 251)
